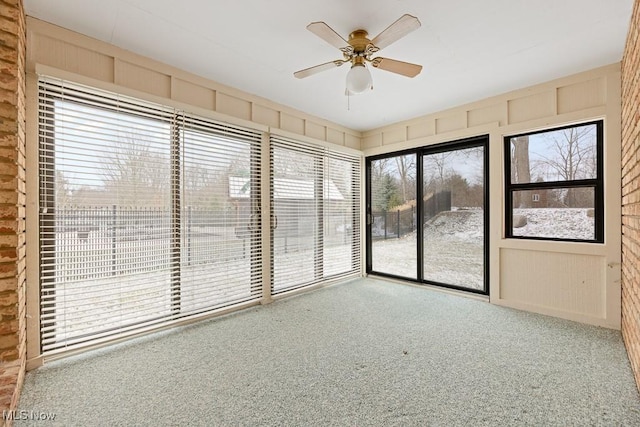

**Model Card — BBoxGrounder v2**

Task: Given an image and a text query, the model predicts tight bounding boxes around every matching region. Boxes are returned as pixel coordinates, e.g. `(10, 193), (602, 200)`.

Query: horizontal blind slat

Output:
(38, 77), (263, 354)
(270, 135), (361, 294)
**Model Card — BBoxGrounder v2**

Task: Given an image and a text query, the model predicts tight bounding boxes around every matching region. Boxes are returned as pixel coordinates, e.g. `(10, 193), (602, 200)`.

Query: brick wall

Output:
(622, 0), (640, 393)
(0, 0), (26, 424)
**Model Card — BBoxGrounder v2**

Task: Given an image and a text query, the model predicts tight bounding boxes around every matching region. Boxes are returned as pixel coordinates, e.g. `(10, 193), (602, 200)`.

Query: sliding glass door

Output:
(422, 145), (486, 291)
(366, 137), (488, 294)
(270, 136), (361, 294)
(38, 78), (265, 353)
(368, 153), (418, 279)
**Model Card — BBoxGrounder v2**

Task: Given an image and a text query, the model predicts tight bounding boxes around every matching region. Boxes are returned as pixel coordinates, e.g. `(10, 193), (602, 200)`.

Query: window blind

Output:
(38, 77), (262, 353)
(270, 136), (361, 294)
(324, 149), (362, 278)
(179, 114), (262, 316)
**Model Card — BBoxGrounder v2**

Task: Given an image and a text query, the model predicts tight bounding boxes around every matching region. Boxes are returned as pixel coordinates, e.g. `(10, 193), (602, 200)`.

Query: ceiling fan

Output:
(294, 14), (423, 95)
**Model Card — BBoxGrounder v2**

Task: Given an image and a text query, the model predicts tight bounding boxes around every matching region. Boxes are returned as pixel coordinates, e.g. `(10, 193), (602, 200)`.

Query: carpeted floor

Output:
(15, 278), (640, 426)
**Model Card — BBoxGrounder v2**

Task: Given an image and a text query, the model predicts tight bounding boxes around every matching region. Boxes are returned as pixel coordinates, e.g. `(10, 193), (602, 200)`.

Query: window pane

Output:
(271, 142), (323, 292)
(323, 156), (360, 278)
(423, 146), (485, 290)
(511, 188), (596, 240)
(40, 95), (174, 351)
(39, 78), (265, 354)
(180, 124), (262, 315)
(370, 154), (417, 279)
(509, 123), (598, 184)
(271, 138), (361, 293)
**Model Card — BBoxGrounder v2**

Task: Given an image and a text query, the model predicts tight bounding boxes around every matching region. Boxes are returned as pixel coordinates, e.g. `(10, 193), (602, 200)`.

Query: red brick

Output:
(621, 0), (640, 394)
(0, 278), (15, 293)
(0, 292), (17, 307)
(0, 0), (24, 418)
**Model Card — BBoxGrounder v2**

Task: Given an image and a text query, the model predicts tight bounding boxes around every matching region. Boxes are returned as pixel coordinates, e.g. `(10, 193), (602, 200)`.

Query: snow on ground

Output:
(513, 208), (594, 240)
(372, 209), (485, 290)
(48, 229), (355, 348)
(371, 207), (595, 290)
(48, 208), (593, 347)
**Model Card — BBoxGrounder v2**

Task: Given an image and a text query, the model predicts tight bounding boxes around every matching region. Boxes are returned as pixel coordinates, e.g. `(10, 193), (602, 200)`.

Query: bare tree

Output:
(394, 155), (416, 203)
(370, 157), (391, 182)
(272, 148), (317, 178)
(533, 127), (596, 207)
(461, 146), (485, 186)
(431, 151), (453, 185)
(55, 170), (72, 206)
(183, 163), (228, 208)
(536, 127), (595, 181)
(102, 135), (170, 207)
(423, 151), (454, 198)
(511, 136), (531, 208)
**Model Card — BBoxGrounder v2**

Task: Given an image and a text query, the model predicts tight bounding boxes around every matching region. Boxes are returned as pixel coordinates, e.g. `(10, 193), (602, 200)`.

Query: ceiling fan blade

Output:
(370, 57), (422, 77)
(371, 14), (421, 50)
(294, 60), (347, 79)
(307, 21), (349, 50)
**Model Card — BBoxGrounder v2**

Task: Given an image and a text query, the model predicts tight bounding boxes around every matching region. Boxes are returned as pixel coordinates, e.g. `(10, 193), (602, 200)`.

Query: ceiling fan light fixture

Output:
(346, 63), (372, 94)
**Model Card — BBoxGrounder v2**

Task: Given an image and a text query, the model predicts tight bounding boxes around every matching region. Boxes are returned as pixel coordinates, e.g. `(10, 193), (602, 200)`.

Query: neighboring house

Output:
(229, 176), (349, 249)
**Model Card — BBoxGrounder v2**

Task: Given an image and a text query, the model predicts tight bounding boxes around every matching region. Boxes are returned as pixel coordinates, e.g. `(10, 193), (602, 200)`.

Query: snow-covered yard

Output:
(46, 207), (593, 349)
(513, 208), (594, 240)
(371, 207), (594, 290)
(372, 209), (484, 290)
(45, 228), (355, 350)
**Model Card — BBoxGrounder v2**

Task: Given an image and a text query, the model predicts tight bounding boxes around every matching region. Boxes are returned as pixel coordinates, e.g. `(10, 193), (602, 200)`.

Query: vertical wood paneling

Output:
(252, 104), (280, 128)
(31, 35), (114, 83)
(280, 113), (305, 135)
(467, 103), (506, 127)
(500, 249), (605, 317)
(435, 112), (466, 134)
(172, 78), (214, 111)
(557, 78), (606, 114)
(382, 128), (406, 145)
(305, 120), (326, 141)
(216, 92), (251, 121)
(27, 19), (359, 146)
(407, 120), (434, 140)
(115, 60), (171, 99)
(361, 133), (382, 150)
(507, 91), (555, 124)
(327, 128), (344, 145)
(345, 133), (361, 149)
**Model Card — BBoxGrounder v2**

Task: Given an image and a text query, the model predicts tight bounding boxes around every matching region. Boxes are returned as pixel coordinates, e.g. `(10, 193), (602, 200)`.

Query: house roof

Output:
(229, 176), (344, 201)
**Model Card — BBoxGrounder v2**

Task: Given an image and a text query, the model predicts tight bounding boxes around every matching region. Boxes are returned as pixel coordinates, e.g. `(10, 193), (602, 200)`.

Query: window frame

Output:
(365, 135), (490, 296)
(504, 120), (604, 243)
(269, 135), (362, 294)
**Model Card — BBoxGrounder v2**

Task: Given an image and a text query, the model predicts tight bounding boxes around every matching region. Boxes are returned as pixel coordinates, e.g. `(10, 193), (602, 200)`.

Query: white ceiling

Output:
(24, 0), (633, 132)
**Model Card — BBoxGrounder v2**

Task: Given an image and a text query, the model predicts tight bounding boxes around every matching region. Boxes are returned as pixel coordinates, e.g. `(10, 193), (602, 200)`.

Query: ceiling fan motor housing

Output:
(348, 30), (371, 52)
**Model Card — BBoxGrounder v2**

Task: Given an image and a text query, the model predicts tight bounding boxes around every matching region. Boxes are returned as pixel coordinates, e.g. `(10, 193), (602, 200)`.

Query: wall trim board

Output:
(362, 63), (619, 142)
(363, 122), (499, 157)
(26, 17), (362, 147)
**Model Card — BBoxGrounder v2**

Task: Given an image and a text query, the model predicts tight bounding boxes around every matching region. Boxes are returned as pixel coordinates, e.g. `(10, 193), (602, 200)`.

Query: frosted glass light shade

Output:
(346, 63), (372, 94)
